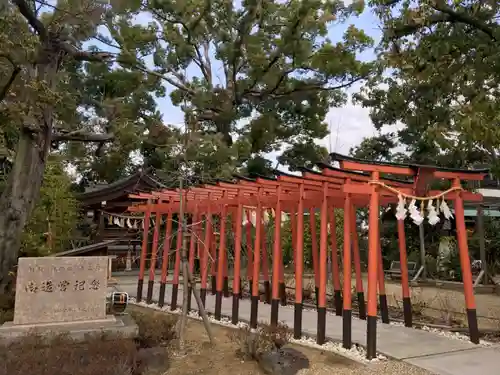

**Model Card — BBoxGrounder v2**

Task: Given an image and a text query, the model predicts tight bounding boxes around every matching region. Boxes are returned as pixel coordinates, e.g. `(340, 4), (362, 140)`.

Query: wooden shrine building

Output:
(75, 168), (165, 271)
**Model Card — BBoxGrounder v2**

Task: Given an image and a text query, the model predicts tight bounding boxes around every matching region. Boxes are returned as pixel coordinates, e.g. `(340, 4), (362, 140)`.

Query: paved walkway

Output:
(116, 278), (499, 375)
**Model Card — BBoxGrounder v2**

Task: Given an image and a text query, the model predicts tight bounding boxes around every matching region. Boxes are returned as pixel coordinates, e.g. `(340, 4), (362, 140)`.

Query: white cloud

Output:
(322, 101), (376, 155)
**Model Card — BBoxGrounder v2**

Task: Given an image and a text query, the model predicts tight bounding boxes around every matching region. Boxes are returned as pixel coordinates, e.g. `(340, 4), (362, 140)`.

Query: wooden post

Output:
(293, 184), (304, 339)
(475, 205), (488, 285)
(419, 223), (427, 280)
(270, 186), (282, 327)
(454, 178), (480, 344)
(342, 190), (352, 348)
(366, 171), (380, 360)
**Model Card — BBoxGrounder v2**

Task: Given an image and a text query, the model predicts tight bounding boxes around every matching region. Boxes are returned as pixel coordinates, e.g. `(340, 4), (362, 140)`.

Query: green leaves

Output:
(108, 0), (374, 174)
(21, 159), (79, 256)
(358, 0), (500, 171)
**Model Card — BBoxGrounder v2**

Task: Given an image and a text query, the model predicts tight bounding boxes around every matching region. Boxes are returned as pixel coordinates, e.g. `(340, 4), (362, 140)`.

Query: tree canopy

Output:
(108, 0), (373, 175)
(354, 0), (500, 170)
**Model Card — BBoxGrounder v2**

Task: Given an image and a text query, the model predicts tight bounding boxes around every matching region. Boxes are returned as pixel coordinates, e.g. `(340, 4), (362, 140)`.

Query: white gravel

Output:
(128, 295), (495, 366)
(280, 301), (495, 347)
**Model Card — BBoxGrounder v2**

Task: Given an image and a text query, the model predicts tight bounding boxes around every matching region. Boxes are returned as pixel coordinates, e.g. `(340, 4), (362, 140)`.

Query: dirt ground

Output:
(129, 305), (434, 375)
(0, 298), (436, 375)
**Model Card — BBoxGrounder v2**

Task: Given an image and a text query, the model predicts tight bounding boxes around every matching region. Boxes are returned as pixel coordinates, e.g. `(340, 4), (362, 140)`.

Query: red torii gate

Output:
(128, 155), (486, 360)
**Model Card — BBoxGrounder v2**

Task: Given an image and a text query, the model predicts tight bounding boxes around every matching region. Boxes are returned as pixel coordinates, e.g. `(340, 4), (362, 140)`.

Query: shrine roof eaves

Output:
(76, 168), (165, 205)
(304, 164), (414, 185)
(329, 153), (489, 174)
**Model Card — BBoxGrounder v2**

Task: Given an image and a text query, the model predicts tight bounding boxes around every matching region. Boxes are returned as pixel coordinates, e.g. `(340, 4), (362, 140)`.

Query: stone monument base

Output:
(0, 314), (138, 345)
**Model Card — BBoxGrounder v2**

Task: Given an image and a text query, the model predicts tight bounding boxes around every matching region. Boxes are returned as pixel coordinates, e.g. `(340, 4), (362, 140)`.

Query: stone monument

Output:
(0, 256), (138, 343)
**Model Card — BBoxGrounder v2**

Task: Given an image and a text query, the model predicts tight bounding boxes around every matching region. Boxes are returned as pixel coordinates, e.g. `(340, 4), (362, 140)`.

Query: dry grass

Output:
(0, 292), (14, 325)
(130, 307), (177, 348)
(0, 333), (139, 375)
(0, 306), (178, 375)
(152, 306), (434, 375)
(228, 321), (290, 360)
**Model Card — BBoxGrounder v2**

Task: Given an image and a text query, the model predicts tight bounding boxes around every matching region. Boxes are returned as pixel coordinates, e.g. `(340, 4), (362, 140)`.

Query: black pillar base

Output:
(315, 286), (319, 308)
(270, 299), (279, 326)
(146, 280), (154, 304)
(342, 309), (352, 349)
(158, 282), (166, 307)
(215, 291), (223, 320)
(211, 276), (216, 294)
(316, 307), (326, 345)
(187, 286), (192, 311)
(238, 278), (243, 299)
(223, 277), (230, 297)
(467, 308), (480, 344)
(366, 315), (377, 360)
(232, 294), (240, 325)
(379, 294), (390, 323)
(136, 278), (144, 303)
(402, 296), (412, 327)
(200, 288), (207, 307)
(170, 284), (179, 311)
(264, 281), (271, 304)
(357, 292), (366, 320)
(293, 303), (303, 339)
(250, 296), (259, 329)
(334, 290), (342, 316)
(279, 282), (287, 306)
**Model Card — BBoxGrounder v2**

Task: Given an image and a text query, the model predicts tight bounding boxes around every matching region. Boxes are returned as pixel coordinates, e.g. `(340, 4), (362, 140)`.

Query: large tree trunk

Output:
(0, 131), (48, 293)
(0, 35), (59, 292)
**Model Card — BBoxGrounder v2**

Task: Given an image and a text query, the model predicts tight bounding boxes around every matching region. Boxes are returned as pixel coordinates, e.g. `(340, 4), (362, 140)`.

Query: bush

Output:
(129, 308), (178, 348)
(0, 291), (14, 324)
(229, 322), (290, 360)
(0, 333), (138, 375)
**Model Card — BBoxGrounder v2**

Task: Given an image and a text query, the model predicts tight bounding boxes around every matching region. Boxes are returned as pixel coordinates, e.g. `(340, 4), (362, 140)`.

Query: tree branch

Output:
(430, 2), (497, 41)
(130, 62), (196, 96)
(0, 54), (21, 102)
(248, 75), (368, 100)
(14, 0), (114, 63)
(242, 10), (304, 97)
(65, 47), (114, 62)
(12, 0), (47, 41)
(389, 2), (497, 41)
(0, 66), (21, 102)
(151, 0), (213, 85)
(51, 130), (114, 143)
(230, 1), (262, 98)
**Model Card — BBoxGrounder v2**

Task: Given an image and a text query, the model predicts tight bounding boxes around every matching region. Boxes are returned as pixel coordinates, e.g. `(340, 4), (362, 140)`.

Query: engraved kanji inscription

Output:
(89, 279), (100, 291)
(73, 280), (85, 291)
(57, 280), (70, 292)
(24, 281), (38, 293)
(14, 257), (109, 325)
(40, 280), (54, 292)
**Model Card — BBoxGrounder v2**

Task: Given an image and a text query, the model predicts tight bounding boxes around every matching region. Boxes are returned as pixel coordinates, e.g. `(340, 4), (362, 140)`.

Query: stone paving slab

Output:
(406, 347), (500, 375)
(116, 279), (494, 374)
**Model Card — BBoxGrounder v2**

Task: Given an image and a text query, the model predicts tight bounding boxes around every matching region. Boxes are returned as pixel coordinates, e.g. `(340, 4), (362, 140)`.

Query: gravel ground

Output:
(300, 361), (434, 375)
(167, 316), (434, 375)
